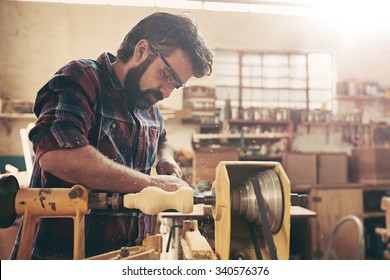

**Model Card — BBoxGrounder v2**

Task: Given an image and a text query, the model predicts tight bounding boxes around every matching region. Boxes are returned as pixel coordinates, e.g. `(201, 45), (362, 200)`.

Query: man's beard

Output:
(123, 55), (164, 110)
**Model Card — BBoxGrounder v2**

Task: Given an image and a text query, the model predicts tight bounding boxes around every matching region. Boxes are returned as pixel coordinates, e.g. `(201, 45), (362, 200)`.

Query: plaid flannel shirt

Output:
(12, 52), (165, 259)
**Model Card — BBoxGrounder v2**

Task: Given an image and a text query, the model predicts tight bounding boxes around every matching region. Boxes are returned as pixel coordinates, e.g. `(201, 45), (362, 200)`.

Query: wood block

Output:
(181, 231), (216, 260)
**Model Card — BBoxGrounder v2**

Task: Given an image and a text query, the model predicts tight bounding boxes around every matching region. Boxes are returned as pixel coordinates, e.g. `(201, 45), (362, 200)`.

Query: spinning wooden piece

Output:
(123, 186), (194, 215)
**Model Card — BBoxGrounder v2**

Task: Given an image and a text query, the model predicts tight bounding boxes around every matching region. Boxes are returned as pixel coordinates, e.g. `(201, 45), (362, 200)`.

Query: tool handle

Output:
(123, 187), (194, 215)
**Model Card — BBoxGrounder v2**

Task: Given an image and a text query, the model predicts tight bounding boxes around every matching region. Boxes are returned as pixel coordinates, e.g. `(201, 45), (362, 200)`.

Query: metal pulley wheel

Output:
(230, 169), (284, 233)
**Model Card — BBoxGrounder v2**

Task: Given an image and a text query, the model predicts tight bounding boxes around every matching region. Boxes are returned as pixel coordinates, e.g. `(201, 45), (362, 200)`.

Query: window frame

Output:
(215, 49), (334, 118)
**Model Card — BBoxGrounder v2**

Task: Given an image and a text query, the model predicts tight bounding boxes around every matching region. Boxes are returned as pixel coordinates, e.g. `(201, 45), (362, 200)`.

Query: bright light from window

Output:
(12, 0), (390, 31)
(306, 0), (390, 34)
(109, 0), (154, 7)
(156, 0), (202, 10)
(203, 2), (248, 12)
(62, 0), (105, 4)
(15, 0), (60, 2)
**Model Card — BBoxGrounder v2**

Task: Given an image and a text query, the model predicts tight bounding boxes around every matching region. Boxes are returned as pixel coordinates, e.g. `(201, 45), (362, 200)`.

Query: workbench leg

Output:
(17, 211), (36, 260)
(73, 211), (85, 260)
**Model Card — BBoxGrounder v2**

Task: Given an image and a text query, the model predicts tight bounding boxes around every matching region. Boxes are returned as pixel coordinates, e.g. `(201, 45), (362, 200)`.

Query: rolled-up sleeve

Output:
(29, 62), (100, 161)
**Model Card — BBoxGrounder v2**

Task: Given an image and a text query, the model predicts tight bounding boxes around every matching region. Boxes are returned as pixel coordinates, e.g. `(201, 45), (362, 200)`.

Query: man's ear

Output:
(133, 39), (150, 65)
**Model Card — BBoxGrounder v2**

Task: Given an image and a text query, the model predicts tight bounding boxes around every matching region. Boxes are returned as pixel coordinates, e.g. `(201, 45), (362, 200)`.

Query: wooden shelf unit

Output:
(0, 113), (36, 134)
(334, 95), (390, 102)
(192, 119), (294, 161)
(334, 95), (390, 118)
(0, 113), (35, 119)
(182, 86), (217, 124)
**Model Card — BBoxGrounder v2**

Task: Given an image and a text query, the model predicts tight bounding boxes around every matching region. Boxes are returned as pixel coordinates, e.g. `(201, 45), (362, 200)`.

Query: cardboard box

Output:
(351, 148), (390, 182)
(318, 153), (348, 184)
(282, 152), (317, 185)
(193, 147), (239, 185)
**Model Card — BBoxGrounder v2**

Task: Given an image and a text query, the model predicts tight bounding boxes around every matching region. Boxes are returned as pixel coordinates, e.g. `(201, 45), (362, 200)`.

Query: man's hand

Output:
(151, 174), (191, 192)
(156, 157), (183, 178)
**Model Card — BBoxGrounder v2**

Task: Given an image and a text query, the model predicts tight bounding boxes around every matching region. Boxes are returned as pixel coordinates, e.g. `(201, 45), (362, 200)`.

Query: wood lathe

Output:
(0, 161), (307, 260)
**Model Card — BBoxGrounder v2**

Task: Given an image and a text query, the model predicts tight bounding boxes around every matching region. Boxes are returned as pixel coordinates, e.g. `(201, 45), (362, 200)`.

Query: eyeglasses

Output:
(156, 51), (187, 90)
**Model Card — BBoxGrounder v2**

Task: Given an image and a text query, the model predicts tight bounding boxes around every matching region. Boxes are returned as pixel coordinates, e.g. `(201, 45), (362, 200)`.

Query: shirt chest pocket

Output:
(135, 127), (160, 172)
(98, 113), (137, 165)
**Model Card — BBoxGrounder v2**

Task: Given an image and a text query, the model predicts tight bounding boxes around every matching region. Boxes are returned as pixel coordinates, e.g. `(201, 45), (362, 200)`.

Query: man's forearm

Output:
(38, 145), (153, 193)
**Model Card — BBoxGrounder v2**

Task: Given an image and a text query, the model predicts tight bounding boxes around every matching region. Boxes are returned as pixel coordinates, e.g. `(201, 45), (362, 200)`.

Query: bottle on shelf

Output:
(224, 96), (232, 120)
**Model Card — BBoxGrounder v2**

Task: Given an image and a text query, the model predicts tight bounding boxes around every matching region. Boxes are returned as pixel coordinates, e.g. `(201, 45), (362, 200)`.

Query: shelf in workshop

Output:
(0, 113), (36, 134)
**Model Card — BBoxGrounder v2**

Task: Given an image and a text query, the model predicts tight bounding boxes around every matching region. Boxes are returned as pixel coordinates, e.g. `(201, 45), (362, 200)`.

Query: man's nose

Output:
(160, 86), (173, 99)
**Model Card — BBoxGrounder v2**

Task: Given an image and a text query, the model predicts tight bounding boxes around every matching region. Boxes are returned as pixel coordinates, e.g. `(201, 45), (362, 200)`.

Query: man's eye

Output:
(163, 69), (175, 81)
(161, 70), (168, 80)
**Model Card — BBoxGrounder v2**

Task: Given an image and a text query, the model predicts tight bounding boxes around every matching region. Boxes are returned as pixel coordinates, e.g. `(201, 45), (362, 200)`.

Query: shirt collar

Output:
(97, 52), (123, 92)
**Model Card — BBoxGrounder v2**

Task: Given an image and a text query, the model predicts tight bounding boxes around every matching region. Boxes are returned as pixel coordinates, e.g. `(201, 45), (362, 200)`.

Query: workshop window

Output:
(215, 50), (333, 117)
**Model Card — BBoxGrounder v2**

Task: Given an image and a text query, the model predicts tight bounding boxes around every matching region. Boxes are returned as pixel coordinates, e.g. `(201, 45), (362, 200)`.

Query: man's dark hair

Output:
(117, 12), (213, 78)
